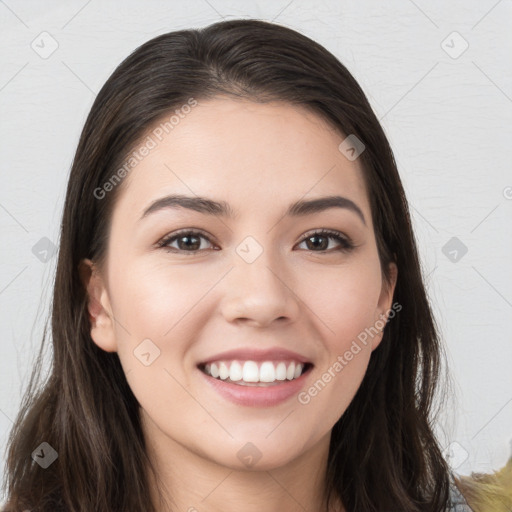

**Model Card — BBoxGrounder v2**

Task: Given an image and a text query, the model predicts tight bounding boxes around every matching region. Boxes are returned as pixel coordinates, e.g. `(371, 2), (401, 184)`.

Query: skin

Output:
(80, 97), (397, 512)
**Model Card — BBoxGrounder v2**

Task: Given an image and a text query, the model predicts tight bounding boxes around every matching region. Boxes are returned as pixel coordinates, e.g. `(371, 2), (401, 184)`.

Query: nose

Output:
(219, 249), (301, 328)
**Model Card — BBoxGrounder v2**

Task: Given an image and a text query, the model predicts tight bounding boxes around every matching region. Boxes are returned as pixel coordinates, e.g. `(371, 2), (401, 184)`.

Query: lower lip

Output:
(198, 366), (313, 407)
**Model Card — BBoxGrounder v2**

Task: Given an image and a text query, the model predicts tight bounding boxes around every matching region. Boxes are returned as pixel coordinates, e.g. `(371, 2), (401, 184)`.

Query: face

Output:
(81, 97), (397, 471)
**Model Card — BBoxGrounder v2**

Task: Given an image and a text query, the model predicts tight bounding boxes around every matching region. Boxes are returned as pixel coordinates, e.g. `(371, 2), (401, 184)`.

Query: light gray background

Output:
(1, 0), (511, 491)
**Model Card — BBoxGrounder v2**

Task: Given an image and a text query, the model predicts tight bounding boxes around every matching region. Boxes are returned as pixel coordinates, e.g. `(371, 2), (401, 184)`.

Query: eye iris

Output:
(307, 234), (328, 250)
(178, 234), (201, 251)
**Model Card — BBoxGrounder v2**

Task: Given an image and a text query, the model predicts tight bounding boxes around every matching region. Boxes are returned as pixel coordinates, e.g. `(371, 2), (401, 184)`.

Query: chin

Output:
(204, 441), (304, 472)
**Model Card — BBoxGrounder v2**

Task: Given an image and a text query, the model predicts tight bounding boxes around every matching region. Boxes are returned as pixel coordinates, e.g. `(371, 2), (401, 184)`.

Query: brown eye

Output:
(297, 230), (354, 253)
(157, 228), (354, 255)
(158, 230), (215, 253)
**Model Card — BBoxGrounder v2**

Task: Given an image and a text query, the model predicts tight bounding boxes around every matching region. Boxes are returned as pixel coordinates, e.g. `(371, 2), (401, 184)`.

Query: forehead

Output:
(114, 97), (370, 224)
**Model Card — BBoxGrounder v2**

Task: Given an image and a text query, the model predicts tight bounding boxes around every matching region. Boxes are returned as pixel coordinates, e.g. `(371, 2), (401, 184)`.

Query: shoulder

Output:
(447, 457), (512, 512)
(446, 472), (474, 511)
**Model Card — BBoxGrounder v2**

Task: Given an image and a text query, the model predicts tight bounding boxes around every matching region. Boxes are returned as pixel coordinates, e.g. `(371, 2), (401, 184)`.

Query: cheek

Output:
(307, 259), (382, 424)
(108, 262), (211, 427)
(300, 256), (383, 345)
(108, 258), (229, 404)
(110, 258), (209, 339)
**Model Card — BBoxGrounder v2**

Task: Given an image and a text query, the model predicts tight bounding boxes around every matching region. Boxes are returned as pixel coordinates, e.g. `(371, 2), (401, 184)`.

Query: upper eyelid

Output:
(159, 228), (215, 244)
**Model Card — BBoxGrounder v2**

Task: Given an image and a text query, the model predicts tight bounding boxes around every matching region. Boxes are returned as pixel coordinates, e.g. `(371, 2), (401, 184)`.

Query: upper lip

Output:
(198, 347), (313, 366)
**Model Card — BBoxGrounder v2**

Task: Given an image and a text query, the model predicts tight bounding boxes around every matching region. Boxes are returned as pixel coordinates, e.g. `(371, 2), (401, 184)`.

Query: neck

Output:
(142, 413), (344, 512)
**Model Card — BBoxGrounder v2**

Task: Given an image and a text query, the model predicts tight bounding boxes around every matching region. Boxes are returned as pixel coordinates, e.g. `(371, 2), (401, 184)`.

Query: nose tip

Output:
(219, 260), (300, 327)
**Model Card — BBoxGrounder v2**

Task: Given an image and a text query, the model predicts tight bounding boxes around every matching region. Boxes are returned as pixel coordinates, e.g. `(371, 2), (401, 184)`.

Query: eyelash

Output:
(156, 228), (355, 255)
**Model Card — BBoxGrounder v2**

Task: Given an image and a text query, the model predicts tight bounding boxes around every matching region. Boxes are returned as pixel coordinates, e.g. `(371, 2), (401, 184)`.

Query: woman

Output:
(2, 18), (482, 511)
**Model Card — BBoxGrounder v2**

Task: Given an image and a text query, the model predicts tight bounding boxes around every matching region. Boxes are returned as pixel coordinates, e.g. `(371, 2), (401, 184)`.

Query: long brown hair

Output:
(2, 19), (455, 511)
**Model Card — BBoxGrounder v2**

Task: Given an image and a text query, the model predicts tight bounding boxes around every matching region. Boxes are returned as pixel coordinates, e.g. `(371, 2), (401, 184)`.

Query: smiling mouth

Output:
(197, 360), (313, 387)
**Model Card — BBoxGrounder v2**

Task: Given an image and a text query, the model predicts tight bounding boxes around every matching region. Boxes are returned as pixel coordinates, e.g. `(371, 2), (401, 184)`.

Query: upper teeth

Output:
(202, 360), (305, 383)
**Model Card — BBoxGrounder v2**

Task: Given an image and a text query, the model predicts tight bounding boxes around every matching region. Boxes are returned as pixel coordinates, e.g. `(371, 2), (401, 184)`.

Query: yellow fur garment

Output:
(453, 456), (512, 512)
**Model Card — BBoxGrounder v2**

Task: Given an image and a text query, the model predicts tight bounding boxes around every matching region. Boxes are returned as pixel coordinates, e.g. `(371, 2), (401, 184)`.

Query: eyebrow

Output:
(139, 194), (366, 225)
